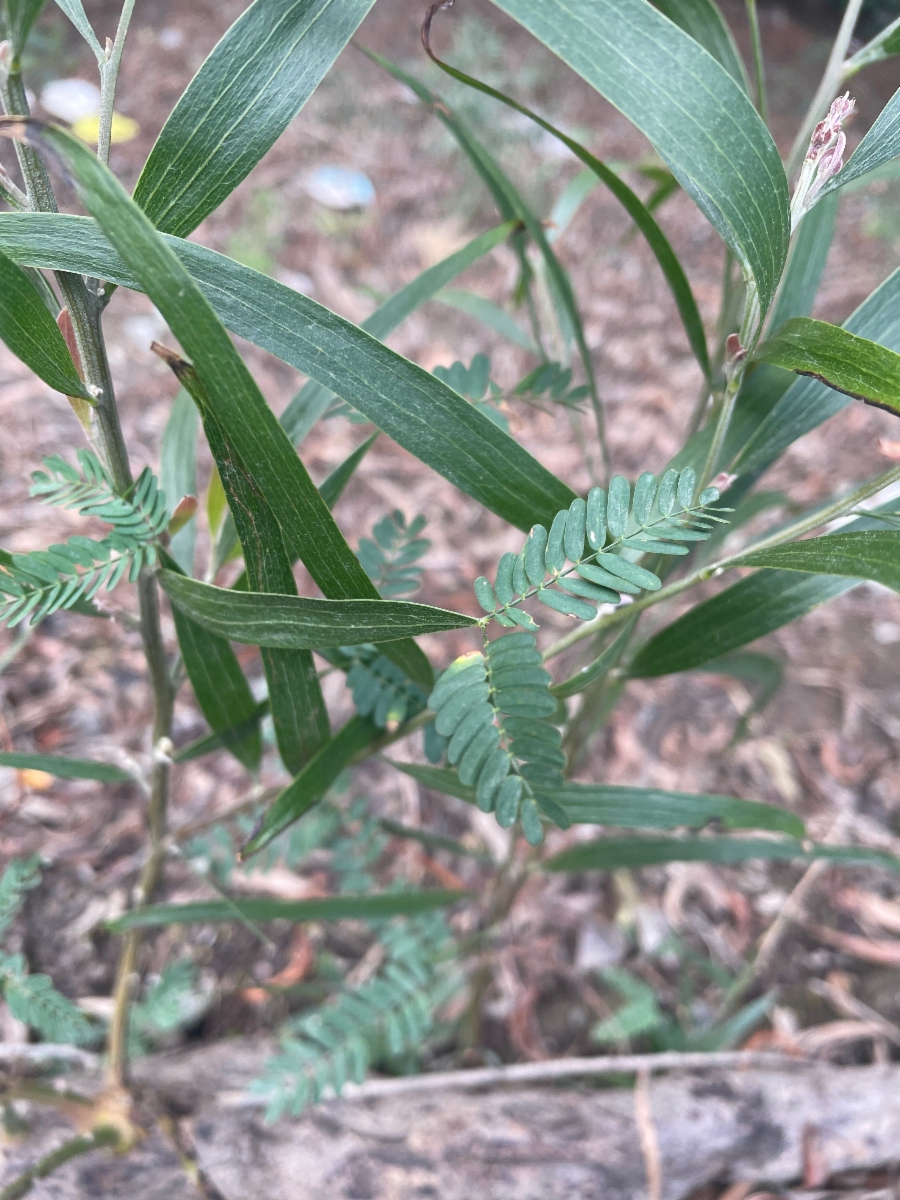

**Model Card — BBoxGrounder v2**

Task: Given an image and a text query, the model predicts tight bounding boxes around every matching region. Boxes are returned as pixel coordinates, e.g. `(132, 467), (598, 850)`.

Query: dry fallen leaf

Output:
(804, 919), (900, 965)
(833, 886), (900, 937)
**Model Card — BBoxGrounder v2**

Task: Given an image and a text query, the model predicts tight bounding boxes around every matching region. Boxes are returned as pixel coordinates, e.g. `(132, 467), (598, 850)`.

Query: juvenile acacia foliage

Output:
(0, 451), (168, 627)
(427, 632), (570, 844)
(474, 468), (725, 629)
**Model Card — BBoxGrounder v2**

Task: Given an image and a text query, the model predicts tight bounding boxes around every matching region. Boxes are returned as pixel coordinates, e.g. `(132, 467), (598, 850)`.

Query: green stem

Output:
(97, 0), (137, 165)
(0, 1128), (120, 1200)
(744, 0), (768, 125)
(786, 0), (865, 178)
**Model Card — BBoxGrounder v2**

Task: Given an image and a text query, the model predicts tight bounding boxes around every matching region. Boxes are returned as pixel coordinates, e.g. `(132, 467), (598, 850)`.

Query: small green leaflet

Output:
(754, 317), (900, 415)
(0, 248), (89, 399)
(487, 0), (790, 315)
(820, 88), (900, 198)
(0, 751), (132, 783)
(134, 0), (378, 236)
(109, 890), (467, 931)
(159, 570), (476, 649)
(733, 530), (900, 592)
(546, 835), (900, 873)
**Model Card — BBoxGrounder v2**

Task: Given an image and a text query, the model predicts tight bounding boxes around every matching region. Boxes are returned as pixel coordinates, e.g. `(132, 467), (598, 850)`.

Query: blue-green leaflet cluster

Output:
(428, 632), (571, 845)
(475, 469), (726, 629)
(0, 450), (168, 627)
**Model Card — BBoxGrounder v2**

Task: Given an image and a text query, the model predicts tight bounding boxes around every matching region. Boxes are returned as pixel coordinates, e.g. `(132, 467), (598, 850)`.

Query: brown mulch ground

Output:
(2, 2), (900, 1191)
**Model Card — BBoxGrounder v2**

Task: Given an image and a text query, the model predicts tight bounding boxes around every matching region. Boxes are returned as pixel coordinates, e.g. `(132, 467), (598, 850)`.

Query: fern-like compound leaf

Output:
(357, 510), (430, 597)
(428, 632), (570, 844)
(252, 914), (461, 1119)
(0, 452), (168, 628)
(474, 468), (728, 630)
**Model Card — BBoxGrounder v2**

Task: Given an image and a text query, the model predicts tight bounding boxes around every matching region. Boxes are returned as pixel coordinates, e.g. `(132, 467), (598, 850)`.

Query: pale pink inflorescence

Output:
(791, 92), (856, 228)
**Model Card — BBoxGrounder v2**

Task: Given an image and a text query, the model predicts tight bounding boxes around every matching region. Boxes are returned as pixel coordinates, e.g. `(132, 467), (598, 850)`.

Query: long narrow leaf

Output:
(162, 353), (329, 771)
(162, 550), (262, 773)
(109, 889), (466, 931)
(280, 221), (516, 444)
(0, 210), (576, 534)
(133, 0), (377, 236)
(160, 570), (476, 648)
(652, 0), (749, 89)
(753, 317), (900, 415)
(364, 48), (606, 456)
(547, 783), (803, 836)
(242, 715), (380, 855)
(418, 25), (711, 382)
(159, 388), (199, 574)
(0, 751), (131, 782)
(630, 569), (853, 676)
(0, 124), (429, 688)
(733, 530), (900, 591)
(546, 835), (900, 873)
(0, 247), (89, 398)
(487, 0), (790, 315)
(734, 262), (900, 473)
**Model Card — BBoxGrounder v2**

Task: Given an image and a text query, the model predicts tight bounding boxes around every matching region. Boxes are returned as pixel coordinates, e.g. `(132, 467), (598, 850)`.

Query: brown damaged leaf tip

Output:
(150, 340), (192, 379)
(421, 0), (455, 60)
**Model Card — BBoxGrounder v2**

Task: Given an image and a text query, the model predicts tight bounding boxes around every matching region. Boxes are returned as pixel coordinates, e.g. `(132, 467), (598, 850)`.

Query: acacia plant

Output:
(1, 0), (900, 1170)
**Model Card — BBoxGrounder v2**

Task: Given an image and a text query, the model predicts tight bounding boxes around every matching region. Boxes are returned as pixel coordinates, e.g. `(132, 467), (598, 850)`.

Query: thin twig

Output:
(97, 0), (137, 165)
(0, 1044), (98, 1070)
(635, 1069), (662, 1200)
(0, 1127), (119, 1200)
(786, 0), (865, 178)
(744, 0), (768, 126)
(220, 1050), (806, 1108)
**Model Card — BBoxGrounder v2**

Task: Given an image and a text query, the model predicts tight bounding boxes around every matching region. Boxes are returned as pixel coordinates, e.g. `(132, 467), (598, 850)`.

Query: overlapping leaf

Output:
(487, 0), (790, 314)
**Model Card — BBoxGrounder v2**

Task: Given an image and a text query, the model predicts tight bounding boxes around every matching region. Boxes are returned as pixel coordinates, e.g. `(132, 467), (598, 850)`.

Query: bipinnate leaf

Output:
(732, 530), (900, 592)
(109, 890), (466, 931)
(487, 0), (790, 314)
(754, 317), (900, 415)
(134, 0), (378, 236)
(159, 571), (476, 649)
(0, 751), (131, 782)
(0, 247), (90, 399)
(546, 835), (900, 873)
(0, 211), (575, 534)
(242, 715), (379, 855)
(0, 123), (429, 687)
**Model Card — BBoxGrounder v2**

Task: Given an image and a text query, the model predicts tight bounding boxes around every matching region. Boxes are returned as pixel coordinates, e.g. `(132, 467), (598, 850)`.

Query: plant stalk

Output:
(97, 0), (137, 166)
(744, 0), (768, 125)
(2, 59), (174, 1089)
